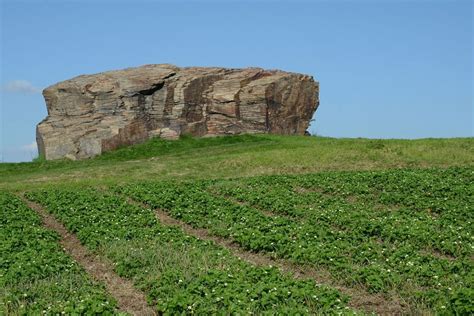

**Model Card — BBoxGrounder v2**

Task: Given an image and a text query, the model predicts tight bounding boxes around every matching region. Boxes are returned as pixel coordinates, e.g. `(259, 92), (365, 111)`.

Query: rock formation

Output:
(37, 64), (319, 160)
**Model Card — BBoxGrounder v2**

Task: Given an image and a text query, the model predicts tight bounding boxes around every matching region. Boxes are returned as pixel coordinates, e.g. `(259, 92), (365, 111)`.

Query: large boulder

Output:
(37, 64), (319, 160)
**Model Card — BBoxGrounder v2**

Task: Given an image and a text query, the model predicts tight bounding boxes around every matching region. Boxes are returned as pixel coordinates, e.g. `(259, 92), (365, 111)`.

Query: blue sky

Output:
(1, 0), (472, 162)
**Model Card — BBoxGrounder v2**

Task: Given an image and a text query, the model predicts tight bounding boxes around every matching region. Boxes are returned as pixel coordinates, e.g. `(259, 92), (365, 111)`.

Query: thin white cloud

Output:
(2, 80), (41, 94)
(21, 141), (38, 151)
(0, 142), (38, 162)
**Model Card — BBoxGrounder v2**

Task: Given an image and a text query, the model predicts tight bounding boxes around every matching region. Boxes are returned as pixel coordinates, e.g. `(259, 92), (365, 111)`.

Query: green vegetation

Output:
(117, 166), (473, 314)
(26, 189), (353, 314)
(1, 135), (472, 191)
(1, 135), (473, 314)
(0, 192), (118, 315)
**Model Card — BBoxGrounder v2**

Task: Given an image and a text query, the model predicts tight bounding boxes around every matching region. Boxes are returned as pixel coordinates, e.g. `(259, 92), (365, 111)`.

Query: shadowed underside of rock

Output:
(37, 64), (319, 160)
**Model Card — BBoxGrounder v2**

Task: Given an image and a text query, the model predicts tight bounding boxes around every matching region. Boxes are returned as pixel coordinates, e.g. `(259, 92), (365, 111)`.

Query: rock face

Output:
(37, 64), (319, 160)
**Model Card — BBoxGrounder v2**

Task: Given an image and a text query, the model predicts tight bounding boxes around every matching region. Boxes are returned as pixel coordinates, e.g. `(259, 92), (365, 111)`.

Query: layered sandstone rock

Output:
(37, 64), (319, 160)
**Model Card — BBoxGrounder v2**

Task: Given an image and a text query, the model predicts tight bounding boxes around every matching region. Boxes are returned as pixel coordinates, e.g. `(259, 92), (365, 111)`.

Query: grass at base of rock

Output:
(1, 135), (473, 191)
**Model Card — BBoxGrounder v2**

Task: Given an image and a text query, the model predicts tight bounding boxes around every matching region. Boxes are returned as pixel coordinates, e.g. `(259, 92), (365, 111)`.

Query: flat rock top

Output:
(44, 64), (315, 95)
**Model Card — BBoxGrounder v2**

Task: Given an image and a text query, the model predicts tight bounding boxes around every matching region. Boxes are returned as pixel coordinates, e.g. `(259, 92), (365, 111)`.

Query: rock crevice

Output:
(37, 64), (319, 160)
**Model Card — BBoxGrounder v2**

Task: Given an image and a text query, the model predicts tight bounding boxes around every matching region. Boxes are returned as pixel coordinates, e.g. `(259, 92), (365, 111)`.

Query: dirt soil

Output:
(129, 197), (407, 315)
(21, 196), (156, 316)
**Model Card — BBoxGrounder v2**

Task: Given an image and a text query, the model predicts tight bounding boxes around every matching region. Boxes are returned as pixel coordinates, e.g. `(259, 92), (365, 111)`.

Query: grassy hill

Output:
(1, 134), (472, 190)
(1, 135), (473, 315)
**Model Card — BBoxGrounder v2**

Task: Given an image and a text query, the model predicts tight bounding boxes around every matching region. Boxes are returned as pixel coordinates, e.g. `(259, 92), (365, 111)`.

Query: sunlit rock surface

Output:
(37, 64), (319, 160)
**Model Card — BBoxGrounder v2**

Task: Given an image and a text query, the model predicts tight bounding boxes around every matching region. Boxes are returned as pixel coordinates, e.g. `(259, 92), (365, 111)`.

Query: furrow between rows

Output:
(20, 195), (155, 316)
(126, 196), (406, 315)
(25, 188), (353, 314)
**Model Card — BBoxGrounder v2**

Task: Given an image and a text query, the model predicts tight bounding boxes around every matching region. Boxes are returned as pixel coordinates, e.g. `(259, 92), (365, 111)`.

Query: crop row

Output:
(0, 191), (118, 315)
(211, 166), (473, 257)
(116, 167), (473, 314)
(25, 189), (352, 315)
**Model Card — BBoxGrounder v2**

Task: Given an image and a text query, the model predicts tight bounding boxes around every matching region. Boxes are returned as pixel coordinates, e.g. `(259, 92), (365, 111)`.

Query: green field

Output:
(1, 135), (473, 315)
(0, 192), (118, 314)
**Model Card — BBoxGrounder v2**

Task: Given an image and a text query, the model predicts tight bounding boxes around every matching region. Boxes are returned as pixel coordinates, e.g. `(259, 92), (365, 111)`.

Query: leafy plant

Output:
(0, 192), (118, 315)
(26, 189), (352, 314)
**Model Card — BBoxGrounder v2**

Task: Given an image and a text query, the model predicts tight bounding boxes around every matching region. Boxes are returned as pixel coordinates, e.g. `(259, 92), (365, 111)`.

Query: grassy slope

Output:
(2, 135), (473, 314)
(1, 134), (473, 191)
